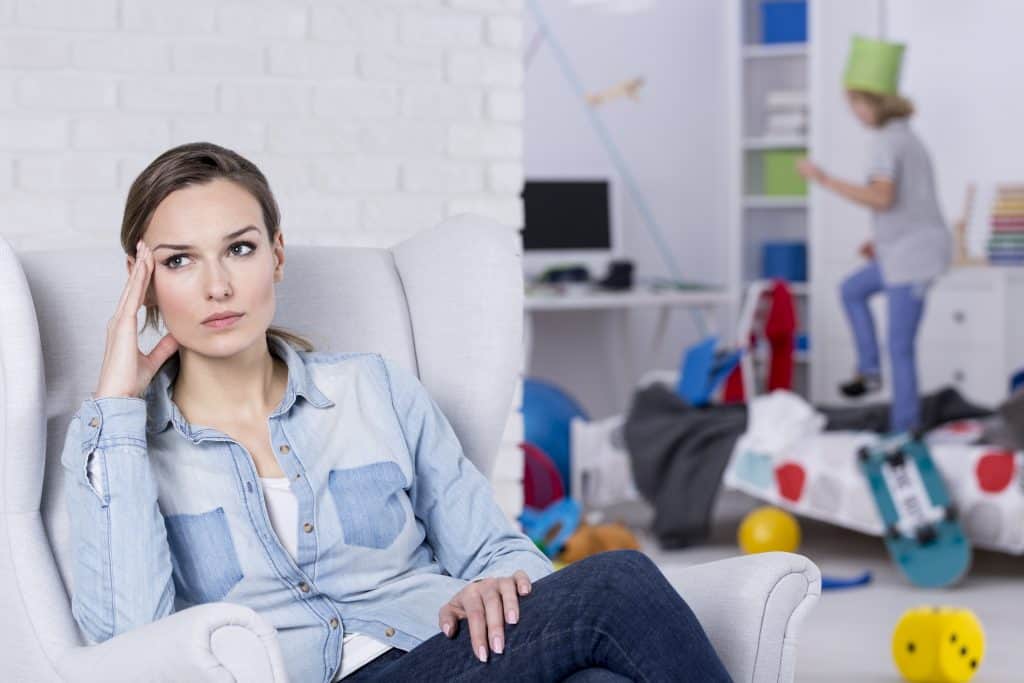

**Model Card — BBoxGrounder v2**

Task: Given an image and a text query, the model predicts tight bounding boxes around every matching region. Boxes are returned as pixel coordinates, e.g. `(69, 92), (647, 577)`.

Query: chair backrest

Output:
(0, 214), (523, 669)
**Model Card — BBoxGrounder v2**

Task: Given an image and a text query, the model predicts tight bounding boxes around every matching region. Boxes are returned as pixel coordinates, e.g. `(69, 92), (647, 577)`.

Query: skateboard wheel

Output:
(886, 451), (906, 468)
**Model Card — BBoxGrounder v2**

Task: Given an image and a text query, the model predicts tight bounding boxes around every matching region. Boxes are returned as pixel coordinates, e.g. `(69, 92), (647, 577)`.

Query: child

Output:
(797, 35), (951, 433)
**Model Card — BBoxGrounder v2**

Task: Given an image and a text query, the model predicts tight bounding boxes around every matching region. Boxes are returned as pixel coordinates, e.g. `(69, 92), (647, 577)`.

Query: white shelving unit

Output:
(742, 196), (808, 209)
(741, 42), (808, 59)
(727, 0), (812, 397)
(743, 135), (808, 150)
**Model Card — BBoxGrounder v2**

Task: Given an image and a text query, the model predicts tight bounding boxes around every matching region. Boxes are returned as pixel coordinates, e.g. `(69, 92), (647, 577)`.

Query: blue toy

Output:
(519, 498), (581, 558)
(523, 378), (589, 496)
(676, 336), (742, 407)
(858, 433), (972, 588)
(821, 571), (873, 591)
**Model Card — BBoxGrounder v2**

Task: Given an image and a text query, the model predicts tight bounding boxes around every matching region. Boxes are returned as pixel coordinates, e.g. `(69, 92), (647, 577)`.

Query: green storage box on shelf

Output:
(762, 148), (807, 196)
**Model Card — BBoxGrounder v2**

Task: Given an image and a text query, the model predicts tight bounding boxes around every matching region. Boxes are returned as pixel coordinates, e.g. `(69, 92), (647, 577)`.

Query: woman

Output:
(798, 35), (950, 434)
(61, 142), (731, 682)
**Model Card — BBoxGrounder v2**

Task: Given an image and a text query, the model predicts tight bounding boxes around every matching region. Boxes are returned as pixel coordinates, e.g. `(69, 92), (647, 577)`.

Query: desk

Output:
(524, 285), (732, 410)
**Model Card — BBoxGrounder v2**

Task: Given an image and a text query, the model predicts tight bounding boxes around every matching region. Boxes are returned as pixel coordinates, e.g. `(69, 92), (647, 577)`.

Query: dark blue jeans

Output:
(345, 550), (732, 682)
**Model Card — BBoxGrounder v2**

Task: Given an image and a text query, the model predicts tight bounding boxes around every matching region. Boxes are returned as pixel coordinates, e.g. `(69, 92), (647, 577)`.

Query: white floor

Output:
(629, 493), (1023, 682)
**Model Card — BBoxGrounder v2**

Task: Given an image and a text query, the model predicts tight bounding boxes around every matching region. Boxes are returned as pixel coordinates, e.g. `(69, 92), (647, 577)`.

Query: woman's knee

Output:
(576, 550), (664, 591)
(562, 668), (634, 683)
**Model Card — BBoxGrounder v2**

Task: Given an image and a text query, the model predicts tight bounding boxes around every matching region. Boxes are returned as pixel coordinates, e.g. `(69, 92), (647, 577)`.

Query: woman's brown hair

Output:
(121, 141), (314, 352)
(848, 90), (915, 126)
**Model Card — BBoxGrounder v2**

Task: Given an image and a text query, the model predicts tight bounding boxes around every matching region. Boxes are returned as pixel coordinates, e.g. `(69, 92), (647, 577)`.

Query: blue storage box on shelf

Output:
(760, 0), (807, 44)
(761, 241), (807, 282)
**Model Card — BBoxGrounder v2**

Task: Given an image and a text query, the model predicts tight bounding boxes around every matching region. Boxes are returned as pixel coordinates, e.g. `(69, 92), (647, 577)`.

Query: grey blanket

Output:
(624, 386), (991, 549)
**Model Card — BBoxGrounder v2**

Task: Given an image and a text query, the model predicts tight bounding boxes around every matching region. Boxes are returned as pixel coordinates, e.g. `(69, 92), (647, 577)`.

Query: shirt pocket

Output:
(328, 462), (408, 550)
(164, 507), (244, 604)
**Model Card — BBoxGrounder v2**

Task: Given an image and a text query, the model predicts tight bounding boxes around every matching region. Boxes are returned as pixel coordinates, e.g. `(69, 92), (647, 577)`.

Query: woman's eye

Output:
(230, 241), (256, 256)
(163, 254), (190, 269)
(162, 241), (256, 270)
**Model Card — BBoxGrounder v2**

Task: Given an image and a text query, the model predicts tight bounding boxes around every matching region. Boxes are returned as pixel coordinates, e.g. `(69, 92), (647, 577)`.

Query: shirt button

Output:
(294, 473), (301, 480)
(298, 581), (310, 593)
(279, 444), (290, 454)
(303, 522), (314, 533)
(330, 618), (340, 629)
(88, 418), (99, 428)
(384, 627), (396, 638)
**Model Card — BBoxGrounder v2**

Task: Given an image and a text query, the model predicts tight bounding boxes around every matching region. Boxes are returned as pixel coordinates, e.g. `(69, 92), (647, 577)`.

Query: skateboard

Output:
(858, 433), (972, 588)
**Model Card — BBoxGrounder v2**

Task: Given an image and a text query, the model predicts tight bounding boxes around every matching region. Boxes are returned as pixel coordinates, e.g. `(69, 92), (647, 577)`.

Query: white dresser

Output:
(812, 265), (1024, 409)
(916, 266), (1024, 407)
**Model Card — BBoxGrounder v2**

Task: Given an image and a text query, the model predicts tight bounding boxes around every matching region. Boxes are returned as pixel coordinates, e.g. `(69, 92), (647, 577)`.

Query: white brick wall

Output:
(0, 0), (525, 250)
(0, 0), (527, 523)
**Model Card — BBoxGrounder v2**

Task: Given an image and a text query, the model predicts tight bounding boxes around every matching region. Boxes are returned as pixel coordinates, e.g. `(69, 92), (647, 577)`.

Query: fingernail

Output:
(478, 645), (488, 663)
(492, 636), (504, 654)
(508, 610), (518, 624)
(442, 623), (451, 637)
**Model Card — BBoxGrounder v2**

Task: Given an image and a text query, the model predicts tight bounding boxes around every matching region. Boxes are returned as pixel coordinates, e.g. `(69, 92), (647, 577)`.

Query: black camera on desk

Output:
(535, 260), (634, 291)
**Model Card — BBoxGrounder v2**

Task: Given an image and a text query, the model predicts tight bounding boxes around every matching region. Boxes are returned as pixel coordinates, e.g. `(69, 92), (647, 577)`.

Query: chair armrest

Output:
(55, 603), (289, 683)
(660, 552), (821, 683)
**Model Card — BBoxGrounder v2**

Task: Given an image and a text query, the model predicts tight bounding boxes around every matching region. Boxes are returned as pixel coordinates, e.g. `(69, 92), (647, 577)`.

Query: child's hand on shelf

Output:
(796, 158), (827, 184)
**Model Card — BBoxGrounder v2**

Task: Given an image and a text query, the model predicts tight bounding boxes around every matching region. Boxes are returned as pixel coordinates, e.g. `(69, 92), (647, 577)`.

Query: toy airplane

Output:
(587, 76), (645, 106)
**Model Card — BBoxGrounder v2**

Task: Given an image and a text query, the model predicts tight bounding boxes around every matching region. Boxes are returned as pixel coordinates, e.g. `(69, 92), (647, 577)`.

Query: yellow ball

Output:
(892, 606), (985, 683)
(738, 506), (801, 554)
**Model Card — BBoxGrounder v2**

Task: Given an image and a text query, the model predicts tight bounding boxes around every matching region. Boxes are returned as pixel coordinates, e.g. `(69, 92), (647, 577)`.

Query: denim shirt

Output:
(61, 335), (552, 683)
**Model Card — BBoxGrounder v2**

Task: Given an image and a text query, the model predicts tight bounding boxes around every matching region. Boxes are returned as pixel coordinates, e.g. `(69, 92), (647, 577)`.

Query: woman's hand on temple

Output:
(438, 569), (532, 663)
(94, 240), (180, 400)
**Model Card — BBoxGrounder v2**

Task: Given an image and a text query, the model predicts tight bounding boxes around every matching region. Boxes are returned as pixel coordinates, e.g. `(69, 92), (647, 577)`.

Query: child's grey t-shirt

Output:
(866, 118), (951, 285)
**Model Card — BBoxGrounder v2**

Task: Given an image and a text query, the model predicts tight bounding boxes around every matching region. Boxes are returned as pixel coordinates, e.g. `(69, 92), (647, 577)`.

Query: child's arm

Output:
(797, 160), (895, 211)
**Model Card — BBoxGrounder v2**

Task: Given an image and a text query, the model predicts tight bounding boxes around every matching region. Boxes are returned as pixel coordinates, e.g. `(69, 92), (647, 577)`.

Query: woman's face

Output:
(132, 178), (285, 357)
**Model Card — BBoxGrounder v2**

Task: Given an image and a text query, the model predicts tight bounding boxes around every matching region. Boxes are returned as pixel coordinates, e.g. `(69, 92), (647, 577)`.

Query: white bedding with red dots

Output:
(723, 409), (1024, 555)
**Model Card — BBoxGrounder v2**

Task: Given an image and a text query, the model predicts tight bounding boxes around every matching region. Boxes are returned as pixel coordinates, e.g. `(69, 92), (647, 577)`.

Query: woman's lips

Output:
(202, 314), (244, 329)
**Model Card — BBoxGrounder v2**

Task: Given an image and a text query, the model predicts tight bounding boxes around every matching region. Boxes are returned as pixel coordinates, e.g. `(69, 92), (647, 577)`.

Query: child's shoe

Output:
(839, 374), (881, 398)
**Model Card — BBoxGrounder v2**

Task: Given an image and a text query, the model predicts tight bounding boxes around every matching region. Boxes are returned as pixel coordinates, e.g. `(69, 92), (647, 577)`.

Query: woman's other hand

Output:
(438, 569), (532, 663)
(94, 240), (180, 400)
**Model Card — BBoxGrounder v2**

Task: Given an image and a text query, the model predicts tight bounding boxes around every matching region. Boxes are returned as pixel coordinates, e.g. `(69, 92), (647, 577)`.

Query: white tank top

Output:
(260, 477), (393, 680)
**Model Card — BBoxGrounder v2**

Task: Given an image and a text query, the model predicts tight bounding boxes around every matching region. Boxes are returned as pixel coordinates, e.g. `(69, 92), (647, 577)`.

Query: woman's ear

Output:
(272, 231), (285, 283)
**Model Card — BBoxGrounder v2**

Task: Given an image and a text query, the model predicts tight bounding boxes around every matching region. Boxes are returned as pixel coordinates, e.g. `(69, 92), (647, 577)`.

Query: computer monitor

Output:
(520, 178), (621, 277)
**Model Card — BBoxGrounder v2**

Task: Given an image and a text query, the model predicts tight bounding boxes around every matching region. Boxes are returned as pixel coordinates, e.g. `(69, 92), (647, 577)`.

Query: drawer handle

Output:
(953, 370), (965, 383)
(952, 310), (966, 324)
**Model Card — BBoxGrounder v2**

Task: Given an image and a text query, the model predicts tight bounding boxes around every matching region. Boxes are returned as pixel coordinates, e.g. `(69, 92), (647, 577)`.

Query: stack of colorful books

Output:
(988, 185), (1024, 265)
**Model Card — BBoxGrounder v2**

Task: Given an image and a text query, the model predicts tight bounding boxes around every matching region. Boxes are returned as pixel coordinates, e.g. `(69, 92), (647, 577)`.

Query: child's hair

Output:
(848, 90), (915, 126)
(122, 141), (314, 352)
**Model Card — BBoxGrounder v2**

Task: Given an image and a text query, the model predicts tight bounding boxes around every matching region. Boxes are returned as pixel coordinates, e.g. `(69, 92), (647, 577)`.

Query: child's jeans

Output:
(344, 549), (732, 682)
(840, 261), (928, 432)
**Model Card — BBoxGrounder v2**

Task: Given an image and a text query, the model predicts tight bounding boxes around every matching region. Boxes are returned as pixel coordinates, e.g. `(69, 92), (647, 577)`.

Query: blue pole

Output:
(525, 0), (708, 336)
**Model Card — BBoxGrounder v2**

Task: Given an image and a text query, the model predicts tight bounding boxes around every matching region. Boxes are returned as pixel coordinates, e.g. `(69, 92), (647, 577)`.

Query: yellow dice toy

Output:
(892, 606), (985, 683)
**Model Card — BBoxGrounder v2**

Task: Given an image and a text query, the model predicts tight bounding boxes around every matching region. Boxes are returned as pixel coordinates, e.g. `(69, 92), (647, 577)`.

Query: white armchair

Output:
(0, 214), (819, 682)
